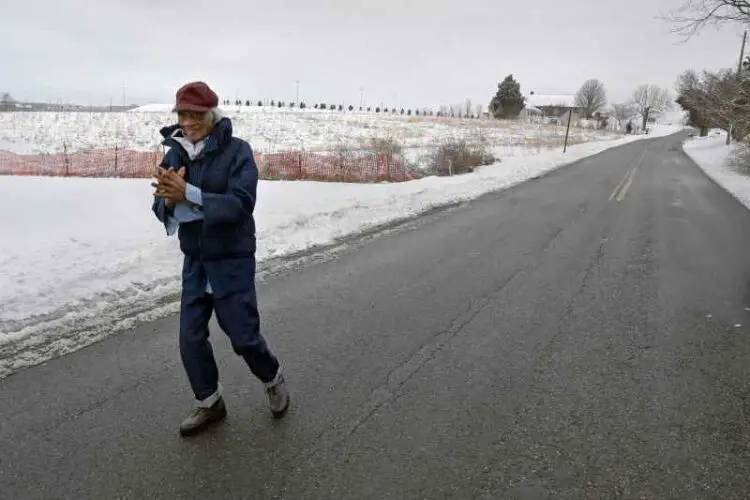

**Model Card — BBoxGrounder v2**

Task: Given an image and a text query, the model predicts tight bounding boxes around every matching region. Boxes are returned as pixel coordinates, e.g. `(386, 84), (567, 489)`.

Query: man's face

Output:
(177, 110), (213, 143)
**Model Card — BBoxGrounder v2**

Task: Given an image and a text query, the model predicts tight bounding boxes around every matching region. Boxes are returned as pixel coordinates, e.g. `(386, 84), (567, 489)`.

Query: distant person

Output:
(151, 81), (290, 437)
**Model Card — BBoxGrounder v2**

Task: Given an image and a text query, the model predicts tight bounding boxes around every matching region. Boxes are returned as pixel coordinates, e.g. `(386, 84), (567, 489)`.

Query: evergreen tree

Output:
(489, 74), (526, 119)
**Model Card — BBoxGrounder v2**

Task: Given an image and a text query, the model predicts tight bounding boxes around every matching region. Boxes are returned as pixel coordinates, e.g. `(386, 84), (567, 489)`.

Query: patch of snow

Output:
(682, 131), (750, 207)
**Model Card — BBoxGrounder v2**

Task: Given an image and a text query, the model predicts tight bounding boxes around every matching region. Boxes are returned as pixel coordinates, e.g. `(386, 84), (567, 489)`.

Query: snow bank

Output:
(682, 130), (750, 206)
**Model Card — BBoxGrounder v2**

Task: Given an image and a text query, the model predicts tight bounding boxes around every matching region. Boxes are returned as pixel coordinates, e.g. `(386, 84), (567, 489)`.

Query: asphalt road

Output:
(1, 132), (749, 499)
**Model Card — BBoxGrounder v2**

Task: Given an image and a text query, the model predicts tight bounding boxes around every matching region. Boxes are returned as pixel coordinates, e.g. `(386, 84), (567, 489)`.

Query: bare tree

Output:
(575, 79), (607, 119)
(612, 103), (636, 128)
(675, 69), (712, 136)
(631, 84), (673, 130)
(475, 104), (483, 119)
(704, 70), (748, 144)
(677, 68), (750, 144)
(1, 92), (14, 111)
(464, 98), (473, 118)
(668, 0), (750, 39)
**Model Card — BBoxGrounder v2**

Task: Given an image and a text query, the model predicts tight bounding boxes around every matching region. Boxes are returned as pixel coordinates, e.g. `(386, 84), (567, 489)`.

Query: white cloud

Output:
(0, 0), (744, 108)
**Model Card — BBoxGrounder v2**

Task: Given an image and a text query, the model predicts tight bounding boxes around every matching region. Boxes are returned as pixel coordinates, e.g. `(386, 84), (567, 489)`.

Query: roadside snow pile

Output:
(682, 130), (750, 207)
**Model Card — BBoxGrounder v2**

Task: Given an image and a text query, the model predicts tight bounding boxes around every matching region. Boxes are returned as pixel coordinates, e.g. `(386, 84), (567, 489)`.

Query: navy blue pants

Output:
(179, 282), (279, 401)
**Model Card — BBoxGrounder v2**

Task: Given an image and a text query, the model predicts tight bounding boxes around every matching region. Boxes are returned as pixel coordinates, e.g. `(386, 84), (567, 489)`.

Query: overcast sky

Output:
(0, 0), (744, 109)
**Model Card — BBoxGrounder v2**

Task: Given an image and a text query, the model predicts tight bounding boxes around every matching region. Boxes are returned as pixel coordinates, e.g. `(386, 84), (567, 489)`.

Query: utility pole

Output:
(563, 107), (573, 153)
(359, 87), (364, 109)
(738, 29), (748, 77)
(295, 80), (300, 105)
(641, 86), (649, 132)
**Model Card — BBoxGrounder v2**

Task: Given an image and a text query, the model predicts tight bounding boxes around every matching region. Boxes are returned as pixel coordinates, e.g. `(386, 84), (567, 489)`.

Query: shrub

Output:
(366, 136), (403, 156)
(429, 136), (496, 176)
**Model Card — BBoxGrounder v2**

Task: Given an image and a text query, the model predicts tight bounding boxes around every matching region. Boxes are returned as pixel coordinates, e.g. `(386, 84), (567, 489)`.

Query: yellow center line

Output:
(610, 168), (632, 201)
(616, 170), (636, 202)
(610, 149), (648, 203)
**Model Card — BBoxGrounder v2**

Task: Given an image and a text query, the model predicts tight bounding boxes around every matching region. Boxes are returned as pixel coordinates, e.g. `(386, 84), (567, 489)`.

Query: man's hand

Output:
(152, 167), (186, 206)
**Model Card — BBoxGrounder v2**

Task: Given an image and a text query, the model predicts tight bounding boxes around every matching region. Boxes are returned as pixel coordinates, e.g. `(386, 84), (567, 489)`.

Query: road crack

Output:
(271, 269), (523, 499)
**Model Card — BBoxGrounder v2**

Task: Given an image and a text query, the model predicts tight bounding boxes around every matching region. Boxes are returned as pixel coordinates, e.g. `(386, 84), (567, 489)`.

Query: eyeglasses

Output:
(177, 110), (208, 121)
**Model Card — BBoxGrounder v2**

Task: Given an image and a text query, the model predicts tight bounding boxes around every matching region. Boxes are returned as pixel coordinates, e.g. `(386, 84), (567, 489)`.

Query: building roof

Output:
(526, 94), (577, 108)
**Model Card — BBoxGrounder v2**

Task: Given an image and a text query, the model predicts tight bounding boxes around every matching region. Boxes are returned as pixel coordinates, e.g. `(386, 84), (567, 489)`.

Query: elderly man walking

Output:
(152, 81), (289, 437)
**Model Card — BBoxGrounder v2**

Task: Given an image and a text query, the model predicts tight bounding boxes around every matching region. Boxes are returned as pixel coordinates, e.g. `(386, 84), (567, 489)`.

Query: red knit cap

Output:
(172, 81), (219, 112)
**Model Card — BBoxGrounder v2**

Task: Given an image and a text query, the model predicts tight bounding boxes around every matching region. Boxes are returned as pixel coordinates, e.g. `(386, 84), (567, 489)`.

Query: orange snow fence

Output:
(0, 147), (421, 183)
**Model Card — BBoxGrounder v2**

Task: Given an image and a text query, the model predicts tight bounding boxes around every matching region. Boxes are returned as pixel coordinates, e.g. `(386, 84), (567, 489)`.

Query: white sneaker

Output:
(265, 371), (290, 417)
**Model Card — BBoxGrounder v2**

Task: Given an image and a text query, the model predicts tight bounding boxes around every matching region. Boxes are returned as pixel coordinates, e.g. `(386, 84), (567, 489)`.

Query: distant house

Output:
(525, 94), (580, 124)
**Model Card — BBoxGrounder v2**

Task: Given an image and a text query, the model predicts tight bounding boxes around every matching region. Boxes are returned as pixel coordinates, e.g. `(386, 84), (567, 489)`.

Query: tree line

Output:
(668, 1), (750, 144)
(220, 99), (490, 119)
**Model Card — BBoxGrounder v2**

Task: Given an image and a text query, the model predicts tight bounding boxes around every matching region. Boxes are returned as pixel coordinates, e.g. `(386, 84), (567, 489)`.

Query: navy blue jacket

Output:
(152, 117), (258, 260)
(152, 117), (259, 298)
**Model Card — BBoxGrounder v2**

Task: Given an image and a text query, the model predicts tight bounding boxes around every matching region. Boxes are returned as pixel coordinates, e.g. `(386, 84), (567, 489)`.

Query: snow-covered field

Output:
(0, 106), (621, 158)
(0, 121), (685, 378)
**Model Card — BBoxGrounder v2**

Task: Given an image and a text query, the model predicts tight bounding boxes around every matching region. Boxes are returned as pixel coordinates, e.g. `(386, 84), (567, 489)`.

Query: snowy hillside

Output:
(0, 106), (622, 158)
